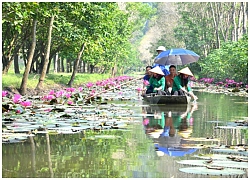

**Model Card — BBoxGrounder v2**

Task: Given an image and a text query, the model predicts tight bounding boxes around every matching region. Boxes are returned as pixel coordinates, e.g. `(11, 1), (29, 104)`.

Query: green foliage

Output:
(2, 2), (155, 76)
(199, 35), (248, 83)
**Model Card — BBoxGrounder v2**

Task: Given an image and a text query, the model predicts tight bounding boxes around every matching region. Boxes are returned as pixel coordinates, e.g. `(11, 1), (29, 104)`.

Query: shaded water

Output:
(2, 91), (248, 178)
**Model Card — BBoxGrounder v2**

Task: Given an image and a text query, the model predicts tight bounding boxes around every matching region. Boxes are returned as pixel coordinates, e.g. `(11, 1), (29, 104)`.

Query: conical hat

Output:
(149, 66), (164, 76)
(178, 67), (194, 76)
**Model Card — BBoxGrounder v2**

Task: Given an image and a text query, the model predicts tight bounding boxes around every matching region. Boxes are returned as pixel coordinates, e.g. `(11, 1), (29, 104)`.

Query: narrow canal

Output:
(2, 87), (248, 178)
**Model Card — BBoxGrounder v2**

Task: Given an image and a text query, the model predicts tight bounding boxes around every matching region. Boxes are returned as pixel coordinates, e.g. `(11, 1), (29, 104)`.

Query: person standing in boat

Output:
(165, 65), (177, 95)
(146, 66), (166, 95)
(153, 46), (170, 76)
(171, 67), (198, 101)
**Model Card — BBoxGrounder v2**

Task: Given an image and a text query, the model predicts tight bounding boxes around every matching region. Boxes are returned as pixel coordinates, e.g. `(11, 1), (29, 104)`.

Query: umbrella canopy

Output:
(154, 48), (200, 65)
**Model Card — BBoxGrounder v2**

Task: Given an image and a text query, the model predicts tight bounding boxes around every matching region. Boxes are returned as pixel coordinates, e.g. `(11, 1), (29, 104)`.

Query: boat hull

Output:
(143, 94), (191, 104)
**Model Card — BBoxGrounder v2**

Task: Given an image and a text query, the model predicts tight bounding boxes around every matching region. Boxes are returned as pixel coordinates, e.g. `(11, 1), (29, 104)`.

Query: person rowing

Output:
(171, 67), (198, 101)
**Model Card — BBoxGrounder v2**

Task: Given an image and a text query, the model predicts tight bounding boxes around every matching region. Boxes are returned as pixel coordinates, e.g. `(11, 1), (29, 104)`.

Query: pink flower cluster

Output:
(2, 91), (8, 97)
(2, 75), (133, 112)
(199, 77), (246, 89)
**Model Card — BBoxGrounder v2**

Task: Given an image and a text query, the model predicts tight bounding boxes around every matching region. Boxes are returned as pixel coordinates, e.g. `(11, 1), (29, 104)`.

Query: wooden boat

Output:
(148, 104), (190, 113)
(143, 93), (191, 104)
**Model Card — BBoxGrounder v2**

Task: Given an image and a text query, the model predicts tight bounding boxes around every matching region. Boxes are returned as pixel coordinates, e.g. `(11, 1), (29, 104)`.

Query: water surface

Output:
(2, 91), (248, 178)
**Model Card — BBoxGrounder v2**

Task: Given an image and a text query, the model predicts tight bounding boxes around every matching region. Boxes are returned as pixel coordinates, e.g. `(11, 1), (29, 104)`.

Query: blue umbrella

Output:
(155, 144), (197, 157)
(154, 48), (200, 65)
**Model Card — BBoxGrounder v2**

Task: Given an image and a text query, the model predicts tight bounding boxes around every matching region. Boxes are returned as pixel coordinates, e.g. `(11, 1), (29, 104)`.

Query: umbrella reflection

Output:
(142, 103), (198, 157)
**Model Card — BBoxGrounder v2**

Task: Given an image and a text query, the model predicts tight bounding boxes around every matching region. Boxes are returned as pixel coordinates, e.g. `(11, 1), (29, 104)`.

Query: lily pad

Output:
(179, 167), (246, 176)
(215, 126), (248, 129)
(211, 148), (248, 156)
(193, 154), (248, 161)
(87, 135), (122, 139)
(177, 160), (248, 169)
(182, 137), (220, 142)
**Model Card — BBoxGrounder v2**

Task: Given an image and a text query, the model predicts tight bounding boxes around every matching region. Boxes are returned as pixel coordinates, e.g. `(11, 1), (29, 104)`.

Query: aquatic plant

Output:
(20, 100), (32, 108)
(143, 80), (149, 86)
(2, 91), (8, 97)
(13, 94), (22, 103)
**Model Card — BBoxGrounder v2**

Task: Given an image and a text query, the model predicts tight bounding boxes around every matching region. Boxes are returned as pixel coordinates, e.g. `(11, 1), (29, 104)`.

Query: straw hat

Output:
(149, 66), (164, 76)
(156, 46), (166, 51)
(178, 67), (194, 77)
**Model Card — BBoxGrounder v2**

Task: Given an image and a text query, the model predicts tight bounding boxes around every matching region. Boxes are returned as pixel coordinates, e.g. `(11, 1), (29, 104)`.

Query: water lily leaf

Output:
(215, 126), (248, 129)
(211, 148), (248, 156)
(193, 154), (248, 161)
(177, 160), (248, 169)
(182, 137), (220, 142)
(85, 135), (122, 140)
(179, 167), (246, 176)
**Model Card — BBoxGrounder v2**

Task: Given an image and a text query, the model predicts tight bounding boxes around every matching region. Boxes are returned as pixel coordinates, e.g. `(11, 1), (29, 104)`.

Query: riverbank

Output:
(192, 82), (248, 98)
(2, 73), (111, 96)
(2, 73), (248, 98)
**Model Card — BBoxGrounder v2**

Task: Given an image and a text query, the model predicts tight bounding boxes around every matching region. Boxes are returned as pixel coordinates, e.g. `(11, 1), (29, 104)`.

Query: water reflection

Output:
(142, 103), (199, 157)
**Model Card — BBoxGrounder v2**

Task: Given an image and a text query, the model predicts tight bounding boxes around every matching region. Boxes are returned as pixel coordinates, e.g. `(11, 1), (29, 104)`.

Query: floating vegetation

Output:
(179, 167), (246, 176)
(211, 148), (248, 156)
(193, 154), (248, 161)
(182, 137), (220, 142)
(177, 160), (248, 169)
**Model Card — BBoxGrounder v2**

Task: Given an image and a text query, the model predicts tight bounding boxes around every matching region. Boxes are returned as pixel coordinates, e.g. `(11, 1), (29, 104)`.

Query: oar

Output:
(84, 76), (143, 101)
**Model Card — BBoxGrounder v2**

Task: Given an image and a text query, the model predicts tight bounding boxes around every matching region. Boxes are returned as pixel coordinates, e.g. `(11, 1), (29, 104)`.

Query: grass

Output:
(2, 72), (111, 89)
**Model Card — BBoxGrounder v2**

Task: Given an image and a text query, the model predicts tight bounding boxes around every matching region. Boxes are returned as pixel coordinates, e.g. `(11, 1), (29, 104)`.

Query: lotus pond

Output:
(2, 80), (248, 178)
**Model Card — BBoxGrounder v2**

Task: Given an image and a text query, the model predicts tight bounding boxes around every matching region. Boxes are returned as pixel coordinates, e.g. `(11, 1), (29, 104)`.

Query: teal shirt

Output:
(147, 76), (165, 92)
(172, 76), (191, 92)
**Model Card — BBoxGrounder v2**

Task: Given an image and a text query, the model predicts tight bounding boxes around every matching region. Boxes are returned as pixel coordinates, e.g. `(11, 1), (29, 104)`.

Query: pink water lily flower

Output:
(67, 101), (73, 105)
(143, 118), (149, 126)
(143, 80), (149, 86)
(78, 87), (83, 92)
(2, 91), (8, 97)
(65, 93), (71, 99)
(55, 90), (64, 98)
(13, 94), (22, 103)
(86, 82), (94, 88)
(20, 100), (32, 108)
(136, 87), (143, 92)
(49, 90), (55, 95)
(42, 95), (54, 101)
(66, 87), (75, 93)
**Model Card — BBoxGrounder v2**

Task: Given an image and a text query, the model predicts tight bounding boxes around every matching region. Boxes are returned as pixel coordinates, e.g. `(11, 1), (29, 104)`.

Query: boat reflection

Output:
(142, 103), (198, 157)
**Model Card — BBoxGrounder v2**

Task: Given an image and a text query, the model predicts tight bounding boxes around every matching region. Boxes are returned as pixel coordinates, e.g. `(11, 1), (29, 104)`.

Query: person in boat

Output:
(165, 65), (177, 95)
(146, 66), (166, 95)
(171, 67), (198, 101)
(143, 66), (152, 81)
(153, 46), (170, 76)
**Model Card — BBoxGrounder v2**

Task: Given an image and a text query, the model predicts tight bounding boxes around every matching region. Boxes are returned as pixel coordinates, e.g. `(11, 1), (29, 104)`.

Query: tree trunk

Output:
(68, 43), (85, 87)
(210, 2), (220, 48)
(54, 53), (58, 73)
(14, 53), (20, 74)
(83, 62), (86, 73)
(36, 15), (54, 90)
(231, 2), (237, 41)
(66, 59), (70, 73)
(47, 57), (52, 74)
(242, 2), (247, 35)
(111, 63), (117, 78)
(20, 18), (38, 95)
(90, 64), (95, 73)
(61, 57), (65, 72)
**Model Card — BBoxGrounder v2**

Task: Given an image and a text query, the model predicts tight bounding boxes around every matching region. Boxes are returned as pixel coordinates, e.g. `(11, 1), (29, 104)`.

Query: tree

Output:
(36, 14), (55, 90)
(20, 17), (38, 95)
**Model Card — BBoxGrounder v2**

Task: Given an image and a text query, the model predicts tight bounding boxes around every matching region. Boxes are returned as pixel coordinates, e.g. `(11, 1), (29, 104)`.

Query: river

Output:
(2, 90), (248, 178)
